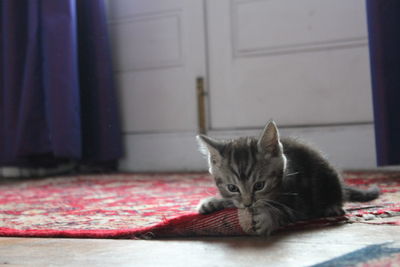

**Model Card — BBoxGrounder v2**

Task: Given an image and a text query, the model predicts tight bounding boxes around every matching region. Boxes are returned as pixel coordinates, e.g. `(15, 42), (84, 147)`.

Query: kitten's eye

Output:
(253, 181), (265, 191)
(227, 184), (240, 193)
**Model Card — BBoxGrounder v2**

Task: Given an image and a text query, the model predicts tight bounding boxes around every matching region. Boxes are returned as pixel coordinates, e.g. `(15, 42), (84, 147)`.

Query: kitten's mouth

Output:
(233, 201), (254, 209)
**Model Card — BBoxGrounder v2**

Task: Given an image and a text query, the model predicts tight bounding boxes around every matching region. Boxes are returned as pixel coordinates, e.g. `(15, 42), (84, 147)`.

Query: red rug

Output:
(0, 171), (399, 239)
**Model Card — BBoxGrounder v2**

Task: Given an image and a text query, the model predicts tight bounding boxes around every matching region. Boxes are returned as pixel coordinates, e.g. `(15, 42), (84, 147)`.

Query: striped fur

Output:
(197, 121), (379, 236)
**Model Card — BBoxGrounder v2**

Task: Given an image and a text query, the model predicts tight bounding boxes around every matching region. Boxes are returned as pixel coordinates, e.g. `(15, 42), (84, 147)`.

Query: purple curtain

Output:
(367, 1), (400, 166)
(0, 0), (122, 168)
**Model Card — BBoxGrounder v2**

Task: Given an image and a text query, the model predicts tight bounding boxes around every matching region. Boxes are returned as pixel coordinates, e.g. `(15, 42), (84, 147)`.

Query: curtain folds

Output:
(0, 0), (122, 169)
(367, 1), (400, 166)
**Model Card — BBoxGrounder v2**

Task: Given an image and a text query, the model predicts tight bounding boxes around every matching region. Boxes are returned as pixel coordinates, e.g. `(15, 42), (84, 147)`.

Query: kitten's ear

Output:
(257, 120), (283, 156)
(196, 135), (224, 166)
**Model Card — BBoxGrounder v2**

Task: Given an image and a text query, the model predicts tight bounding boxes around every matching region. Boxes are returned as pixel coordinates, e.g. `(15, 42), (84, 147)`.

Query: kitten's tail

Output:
(343, 185), (380, 202)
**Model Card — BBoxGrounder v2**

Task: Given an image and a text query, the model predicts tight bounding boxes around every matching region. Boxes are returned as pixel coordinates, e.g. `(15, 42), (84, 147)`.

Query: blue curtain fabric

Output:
(0, 0), (122, 168)
(367, 1), (400, 166)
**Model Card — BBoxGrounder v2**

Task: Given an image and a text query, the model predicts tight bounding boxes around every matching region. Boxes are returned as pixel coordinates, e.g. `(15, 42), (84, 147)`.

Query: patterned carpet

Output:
(0, 171), (399, 238)
(343, 172), (400, 225)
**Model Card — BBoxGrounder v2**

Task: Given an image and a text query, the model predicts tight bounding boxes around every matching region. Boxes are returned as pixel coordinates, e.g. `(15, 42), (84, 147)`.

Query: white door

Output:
(107, 0), (207, 171)
(206, 0), (373, 129)
(205, 0), (376, 168)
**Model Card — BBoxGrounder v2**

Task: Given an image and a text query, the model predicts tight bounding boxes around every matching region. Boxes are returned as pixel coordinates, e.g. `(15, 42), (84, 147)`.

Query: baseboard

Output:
(119, 124), (377, 172)
(0, 163), (76, 178)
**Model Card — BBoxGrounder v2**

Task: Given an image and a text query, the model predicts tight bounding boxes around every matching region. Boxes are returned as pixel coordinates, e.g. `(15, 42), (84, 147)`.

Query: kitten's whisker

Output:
(262, 199), (293, 210)
(205, 188), (216, 196)
(255, 199), (289, 216)
(285, 172), (299, 176)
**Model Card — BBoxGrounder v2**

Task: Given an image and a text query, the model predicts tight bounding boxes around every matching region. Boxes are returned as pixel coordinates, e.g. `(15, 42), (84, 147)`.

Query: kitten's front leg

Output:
(197, 197), (234, 214)
(252, 206), (281, 236)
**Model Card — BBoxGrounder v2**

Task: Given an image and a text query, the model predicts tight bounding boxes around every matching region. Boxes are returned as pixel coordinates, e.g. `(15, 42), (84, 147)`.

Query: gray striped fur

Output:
(196, 121), (379, 236)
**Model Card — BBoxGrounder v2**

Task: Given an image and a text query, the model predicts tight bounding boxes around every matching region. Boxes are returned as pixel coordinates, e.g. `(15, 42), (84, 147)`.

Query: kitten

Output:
(197, 121), (379, 236)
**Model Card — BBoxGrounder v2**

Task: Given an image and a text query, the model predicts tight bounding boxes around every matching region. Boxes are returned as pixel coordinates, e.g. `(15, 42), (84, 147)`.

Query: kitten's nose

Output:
(244, 203), (252, 208)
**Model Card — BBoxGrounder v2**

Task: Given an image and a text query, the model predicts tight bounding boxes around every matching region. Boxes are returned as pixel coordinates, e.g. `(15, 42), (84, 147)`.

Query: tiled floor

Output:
(0, 223), (399, 266)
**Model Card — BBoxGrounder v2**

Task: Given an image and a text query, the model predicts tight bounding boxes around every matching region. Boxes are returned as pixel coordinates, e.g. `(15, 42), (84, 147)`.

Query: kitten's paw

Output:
(197, 197), (227, 214)
(253, 212), (271, 236)
(252, 208), (276, 236)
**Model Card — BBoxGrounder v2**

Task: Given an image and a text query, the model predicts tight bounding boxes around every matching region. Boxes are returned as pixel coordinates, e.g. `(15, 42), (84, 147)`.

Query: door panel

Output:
(207, 0), (373, 129)
(232, 0), (367, 56)
(108, 0), (205, 133)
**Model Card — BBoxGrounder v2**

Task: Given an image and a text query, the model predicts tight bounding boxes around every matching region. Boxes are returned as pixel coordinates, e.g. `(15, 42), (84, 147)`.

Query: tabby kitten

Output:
(197, 121), (379, 236)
